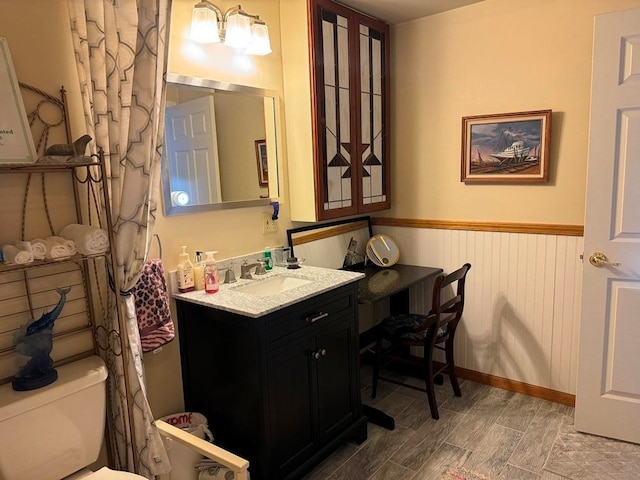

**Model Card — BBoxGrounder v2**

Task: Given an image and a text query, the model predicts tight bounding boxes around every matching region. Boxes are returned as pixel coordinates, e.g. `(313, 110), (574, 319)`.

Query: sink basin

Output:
(233, 275), (313, 297)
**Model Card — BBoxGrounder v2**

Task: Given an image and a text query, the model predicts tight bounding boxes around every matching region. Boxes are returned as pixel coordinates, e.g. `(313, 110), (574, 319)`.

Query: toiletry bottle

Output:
(203, 250), (219, 294)
(177, 246), (195, 293)
(194, 251), (205, 291)
(264, 246), (273, 271)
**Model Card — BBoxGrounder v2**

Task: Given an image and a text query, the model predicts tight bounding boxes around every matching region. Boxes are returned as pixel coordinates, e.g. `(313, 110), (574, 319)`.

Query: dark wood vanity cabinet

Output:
(176, 283), (367, 480)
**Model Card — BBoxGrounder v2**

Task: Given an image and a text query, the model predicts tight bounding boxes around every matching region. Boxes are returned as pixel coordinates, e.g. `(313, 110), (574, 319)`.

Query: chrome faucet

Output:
(240, 260), (266, 279)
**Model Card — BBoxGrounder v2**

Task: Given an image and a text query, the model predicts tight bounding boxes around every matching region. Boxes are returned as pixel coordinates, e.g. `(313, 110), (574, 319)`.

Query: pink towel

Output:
(132, 258), (175, 352)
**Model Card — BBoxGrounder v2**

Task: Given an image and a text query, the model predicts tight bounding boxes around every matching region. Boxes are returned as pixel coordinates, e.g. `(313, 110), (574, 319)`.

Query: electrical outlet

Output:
(262, 213), (278, 234)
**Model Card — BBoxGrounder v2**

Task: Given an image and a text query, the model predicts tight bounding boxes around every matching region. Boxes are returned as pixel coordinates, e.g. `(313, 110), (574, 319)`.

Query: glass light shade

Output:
(247, 23), (272, 55)
(191, 5), (220, 43)
(224, 12), (252, 49)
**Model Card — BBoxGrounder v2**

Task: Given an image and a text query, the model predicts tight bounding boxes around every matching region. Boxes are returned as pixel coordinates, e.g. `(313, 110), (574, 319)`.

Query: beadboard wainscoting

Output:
(372, 221), (584, 399)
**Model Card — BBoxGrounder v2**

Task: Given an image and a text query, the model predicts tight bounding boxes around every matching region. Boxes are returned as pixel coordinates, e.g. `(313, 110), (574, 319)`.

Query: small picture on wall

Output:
(255, 139), (268, 187)
(0, 37), (37, 163)
(461, 110), (551, 183)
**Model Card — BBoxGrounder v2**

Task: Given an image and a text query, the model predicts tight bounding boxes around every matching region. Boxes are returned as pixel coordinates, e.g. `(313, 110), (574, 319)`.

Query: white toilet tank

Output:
(0, 356), (108, 480)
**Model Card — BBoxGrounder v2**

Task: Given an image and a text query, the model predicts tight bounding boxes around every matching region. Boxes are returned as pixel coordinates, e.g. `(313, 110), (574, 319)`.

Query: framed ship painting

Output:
(461, 110), (551, 183)
(0, 37), (37, 164)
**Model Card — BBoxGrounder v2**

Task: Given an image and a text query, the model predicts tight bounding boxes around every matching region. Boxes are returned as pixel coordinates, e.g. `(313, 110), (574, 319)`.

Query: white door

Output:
(165, 95), (222, 205)
(576, 8), (640, 444)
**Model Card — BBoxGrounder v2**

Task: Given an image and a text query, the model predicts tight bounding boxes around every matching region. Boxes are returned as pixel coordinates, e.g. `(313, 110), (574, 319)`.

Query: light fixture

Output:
(190, 2), (272, 55)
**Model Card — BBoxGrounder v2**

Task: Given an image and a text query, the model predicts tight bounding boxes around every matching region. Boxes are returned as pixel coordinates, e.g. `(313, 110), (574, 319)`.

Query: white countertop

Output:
(173, 265), (364, 318)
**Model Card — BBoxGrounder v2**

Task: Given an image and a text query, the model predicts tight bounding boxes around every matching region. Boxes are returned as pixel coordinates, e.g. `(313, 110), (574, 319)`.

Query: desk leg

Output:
(362, 404), (395, 430)
(389, 288), (410, 315)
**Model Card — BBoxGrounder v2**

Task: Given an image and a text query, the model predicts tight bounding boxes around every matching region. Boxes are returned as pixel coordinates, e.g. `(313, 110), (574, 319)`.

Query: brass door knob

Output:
(589, 252), (621, 267)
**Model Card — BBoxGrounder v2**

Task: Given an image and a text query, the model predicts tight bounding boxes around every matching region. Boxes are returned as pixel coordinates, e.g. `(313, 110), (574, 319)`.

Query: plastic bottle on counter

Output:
(177, 245), (195, 293)
(203, 250), (219, 294)
(193, 251), (205, 291)
(264, 246), (273, 271)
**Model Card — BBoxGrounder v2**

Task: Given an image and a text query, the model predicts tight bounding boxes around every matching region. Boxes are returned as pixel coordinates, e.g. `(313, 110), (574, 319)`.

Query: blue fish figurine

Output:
(26, 287), (71, 336)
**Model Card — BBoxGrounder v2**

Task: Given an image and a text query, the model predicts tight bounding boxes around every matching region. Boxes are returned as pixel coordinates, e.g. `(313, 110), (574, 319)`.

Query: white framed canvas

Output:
(0, 37), (37, 163)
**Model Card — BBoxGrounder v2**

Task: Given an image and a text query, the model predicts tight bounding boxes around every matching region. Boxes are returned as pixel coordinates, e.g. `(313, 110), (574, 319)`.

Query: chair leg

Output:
(445, 341), (461, 397)
(424, 354), (439, 420)
(372, 335), (382, 399)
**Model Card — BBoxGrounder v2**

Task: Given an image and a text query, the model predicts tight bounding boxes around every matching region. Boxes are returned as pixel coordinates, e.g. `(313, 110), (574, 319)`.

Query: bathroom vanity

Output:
(174, 266), (367, 480)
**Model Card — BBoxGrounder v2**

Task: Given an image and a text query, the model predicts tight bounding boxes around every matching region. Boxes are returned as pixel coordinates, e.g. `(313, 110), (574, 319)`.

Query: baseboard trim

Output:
(436, 362), (576, 407)
(371, 217), (584, 237)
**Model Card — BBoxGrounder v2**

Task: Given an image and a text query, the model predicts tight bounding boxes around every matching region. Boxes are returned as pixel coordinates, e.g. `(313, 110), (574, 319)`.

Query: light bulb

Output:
(224, 12), (252, 49)
(190, 5), (220, 43)
(247, 22), (272, 55)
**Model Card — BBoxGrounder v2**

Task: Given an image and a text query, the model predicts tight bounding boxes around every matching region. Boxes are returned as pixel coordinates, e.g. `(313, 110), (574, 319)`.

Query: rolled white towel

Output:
(59, 224), (109, 255)
(31, 238), (47, 260)
(49, 235), (77, 255)
(44, 237), (71, 260)
(3, 242), (34, 265)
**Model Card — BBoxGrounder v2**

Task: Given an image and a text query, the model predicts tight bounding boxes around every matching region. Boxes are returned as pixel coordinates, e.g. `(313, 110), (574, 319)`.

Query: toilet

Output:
(0, 356), (145, 480)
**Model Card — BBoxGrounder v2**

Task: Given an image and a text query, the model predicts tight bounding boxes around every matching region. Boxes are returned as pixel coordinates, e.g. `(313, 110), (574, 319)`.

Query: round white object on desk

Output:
(366, 234), (400, 267)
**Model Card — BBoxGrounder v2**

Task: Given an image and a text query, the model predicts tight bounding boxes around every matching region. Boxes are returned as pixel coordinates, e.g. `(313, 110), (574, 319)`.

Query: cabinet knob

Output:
(312, 351), (321, 360)
(320, 349), (327, 356)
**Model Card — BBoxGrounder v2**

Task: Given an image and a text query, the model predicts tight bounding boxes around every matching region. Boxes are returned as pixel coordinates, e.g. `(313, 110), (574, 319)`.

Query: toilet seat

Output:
(67, 467), (147, 479)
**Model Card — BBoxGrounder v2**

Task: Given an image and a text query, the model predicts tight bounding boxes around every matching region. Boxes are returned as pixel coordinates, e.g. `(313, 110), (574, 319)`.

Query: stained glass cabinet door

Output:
(312, 0), (390, 220)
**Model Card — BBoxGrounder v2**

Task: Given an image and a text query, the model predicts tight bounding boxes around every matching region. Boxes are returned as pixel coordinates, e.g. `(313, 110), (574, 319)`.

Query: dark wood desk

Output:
(354, 264), (443, 348)
(347, 264), (443, 430)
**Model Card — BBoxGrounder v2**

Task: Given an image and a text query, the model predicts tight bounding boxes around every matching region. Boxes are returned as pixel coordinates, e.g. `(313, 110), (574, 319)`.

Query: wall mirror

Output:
(162, 73), (281, 215)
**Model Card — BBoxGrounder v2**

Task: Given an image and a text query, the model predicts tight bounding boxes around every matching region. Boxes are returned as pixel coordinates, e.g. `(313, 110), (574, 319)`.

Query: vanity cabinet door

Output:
(310, 0), (390, 220)
(315, 313), (359, 440)
(267, 335), (317, 477)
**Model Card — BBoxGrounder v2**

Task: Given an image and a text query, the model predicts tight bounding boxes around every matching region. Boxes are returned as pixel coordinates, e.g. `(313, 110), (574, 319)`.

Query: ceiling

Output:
(336, 0), (485, 24)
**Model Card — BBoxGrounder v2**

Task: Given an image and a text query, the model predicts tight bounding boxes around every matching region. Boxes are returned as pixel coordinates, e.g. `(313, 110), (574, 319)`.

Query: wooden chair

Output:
(371, 263), (471, 419)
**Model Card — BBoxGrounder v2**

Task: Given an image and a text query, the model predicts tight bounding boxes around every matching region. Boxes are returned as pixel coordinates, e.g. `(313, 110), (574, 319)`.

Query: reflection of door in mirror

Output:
(161, 74), (280, 216)
(165, 95), (222, 207)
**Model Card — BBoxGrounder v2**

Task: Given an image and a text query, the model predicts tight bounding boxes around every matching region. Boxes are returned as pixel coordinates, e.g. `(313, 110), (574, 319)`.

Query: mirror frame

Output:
(162, 72), (281, 216)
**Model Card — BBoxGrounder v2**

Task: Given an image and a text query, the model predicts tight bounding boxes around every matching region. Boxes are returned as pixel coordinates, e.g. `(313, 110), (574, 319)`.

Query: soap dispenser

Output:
(194, 251), (205, 291)
(203, 250), (219, 294)
(177, 245), (195, 293)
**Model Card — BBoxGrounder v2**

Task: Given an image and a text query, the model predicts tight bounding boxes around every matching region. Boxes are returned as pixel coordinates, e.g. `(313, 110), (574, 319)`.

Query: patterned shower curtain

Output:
(67, 0), (171, 477)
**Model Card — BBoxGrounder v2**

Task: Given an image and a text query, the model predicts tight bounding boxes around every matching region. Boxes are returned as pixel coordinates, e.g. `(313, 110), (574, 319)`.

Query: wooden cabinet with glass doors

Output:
(282, 0), (390, 221)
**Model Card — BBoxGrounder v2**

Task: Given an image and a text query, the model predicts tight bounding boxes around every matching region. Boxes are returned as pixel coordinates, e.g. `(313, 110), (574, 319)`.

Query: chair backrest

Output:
(430, 263), (471, 339)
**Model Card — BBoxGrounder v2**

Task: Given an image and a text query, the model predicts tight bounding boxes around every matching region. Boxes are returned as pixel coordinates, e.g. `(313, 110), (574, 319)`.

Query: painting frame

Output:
(255, 139), (268, 187)
(0, 37), (37, 164)
(461, 110), (551, 183)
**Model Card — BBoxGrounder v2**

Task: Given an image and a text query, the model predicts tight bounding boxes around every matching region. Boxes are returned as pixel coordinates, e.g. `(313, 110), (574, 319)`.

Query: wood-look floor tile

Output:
(368, 460), (417, 480)
(540, 470), (571, 479)
(499, 464), (541, 479)
(496, 392), (545, 432)
(302, 442), (359, 480)
(330, 423), (412, 479)
(413, 442), (472, 479)
(391, 408), (464, 471)
(361, 378), (400, 407)
(374, 390), (417, 419)
(440, 380), (493, 414)
(508, 409), (564, 474)
(445, 393), (509, 450)
(464, 423), (523, 478)
(539, 400), (575, 417)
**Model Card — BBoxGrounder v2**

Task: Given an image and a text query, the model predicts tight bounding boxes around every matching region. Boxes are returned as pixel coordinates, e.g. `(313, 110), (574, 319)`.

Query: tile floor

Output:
(302, 363), (640, 480)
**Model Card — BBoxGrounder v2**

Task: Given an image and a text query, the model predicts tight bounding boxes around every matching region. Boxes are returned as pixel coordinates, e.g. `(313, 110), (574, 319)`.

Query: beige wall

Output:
(390, 0), (640, 225)
(160, 0), (292, 268)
